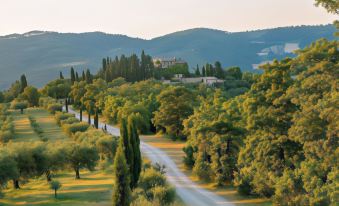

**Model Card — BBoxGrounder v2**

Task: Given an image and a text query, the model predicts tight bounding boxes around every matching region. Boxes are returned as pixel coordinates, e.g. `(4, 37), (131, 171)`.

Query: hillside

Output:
(0, 24), (336, 89)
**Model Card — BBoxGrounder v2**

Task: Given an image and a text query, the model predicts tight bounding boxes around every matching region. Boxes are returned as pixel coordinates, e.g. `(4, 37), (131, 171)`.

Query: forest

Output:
(0, 1), (338, 205)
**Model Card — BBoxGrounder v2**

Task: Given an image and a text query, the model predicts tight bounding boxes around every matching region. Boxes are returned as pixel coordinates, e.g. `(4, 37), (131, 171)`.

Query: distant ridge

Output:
(0, 24), (337, 89)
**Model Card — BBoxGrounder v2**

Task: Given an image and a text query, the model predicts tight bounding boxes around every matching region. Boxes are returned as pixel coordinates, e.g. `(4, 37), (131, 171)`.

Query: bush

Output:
(39, 97), (57, 109)
(47, 103), (63, 114)
(60, 117), (79, 126)
(55, 112), (75, 125)
(63, 122), (89, 135)
(136, 167), (175, 205)
(151, 186), (175, 205)
(0, 131), (12, 143)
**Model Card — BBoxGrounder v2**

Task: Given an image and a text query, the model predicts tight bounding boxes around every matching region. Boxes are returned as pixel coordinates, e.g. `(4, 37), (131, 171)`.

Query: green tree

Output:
(70, 67), (76, 85)
(112, 140), (131, 206)
(49, 180), (62, 198)
(59, 71), (64, 79)
(127, 115), (141, 189)
(20, 74), (28, 93)
(120, 119), (133, 174)
(22, 86), (40, 107)
(11, 101), (28, 114)
(153, 86), (196, 139)
(235, 59), (303, 197)
(65, 143), (99, 179)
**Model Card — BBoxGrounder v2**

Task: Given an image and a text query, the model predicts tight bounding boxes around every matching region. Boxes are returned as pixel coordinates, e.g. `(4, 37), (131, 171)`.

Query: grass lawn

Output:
(141, 134), (272, 206)
(1, 108), (114, 206)
(11, 108), (69, 142)
(0, 170), (114, 206)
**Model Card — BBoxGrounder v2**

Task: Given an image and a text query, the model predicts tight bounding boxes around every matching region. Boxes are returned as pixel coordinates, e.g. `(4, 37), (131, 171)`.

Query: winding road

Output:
(67, 108), (234, 206)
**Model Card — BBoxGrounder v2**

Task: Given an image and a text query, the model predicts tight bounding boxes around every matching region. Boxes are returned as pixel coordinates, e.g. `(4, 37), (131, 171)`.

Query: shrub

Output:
(0, 131), (12, 143)
(60, 117), (79, 126)
(39, 97), (57, 109)
(28, 115), (44, 140)
(151, 186), (175, 205)
(47, 103), (63, 114)
(136, 167), (175, 205)
(55, 112), (75, 125)
(63, 122), (89, 135)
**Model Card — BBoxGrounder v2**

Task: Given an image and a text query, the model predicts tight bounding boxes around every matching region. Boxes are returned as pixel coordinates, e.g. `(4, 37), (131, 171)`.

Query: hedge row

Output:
(28, 115), (47, 142)
(0, 105), (14, 143)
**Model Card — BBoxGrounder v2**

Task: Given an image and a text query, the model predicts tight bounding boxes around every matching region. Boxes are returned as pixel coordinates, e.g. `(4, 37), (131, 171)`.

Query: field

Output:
(0, 108), (114, 206)
(141, 135), (272, 206)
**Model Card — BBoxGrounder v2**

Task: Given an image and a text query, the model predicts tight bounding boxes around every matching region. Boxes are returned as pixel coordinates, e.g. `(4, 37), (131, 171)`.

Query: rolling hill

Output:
(0, 24), (336, 89)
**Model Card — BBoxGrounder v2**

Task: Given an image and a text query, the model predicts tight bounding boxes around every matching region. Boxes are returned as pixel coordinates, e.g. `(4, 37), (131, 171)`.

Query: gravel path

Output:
(67, 108), (234, 206)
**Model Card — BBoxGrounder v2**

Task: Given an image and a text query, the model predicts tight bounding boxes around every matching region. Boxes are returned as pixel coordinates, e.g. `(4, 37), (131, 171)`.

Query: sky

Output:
(0, 0), (337, 39)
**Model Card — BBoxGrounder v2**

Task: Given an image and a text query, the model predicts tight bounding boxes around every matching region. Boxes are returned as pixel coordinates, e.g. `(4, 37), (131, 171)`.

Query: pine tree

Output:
(20, 74), (28, 93)
(70, 67), (76, 84)
(112, 140), (131, 206)
(202, 66), (206, 77)
(127, 115), (141, 189)
(59, 71), (64, 79)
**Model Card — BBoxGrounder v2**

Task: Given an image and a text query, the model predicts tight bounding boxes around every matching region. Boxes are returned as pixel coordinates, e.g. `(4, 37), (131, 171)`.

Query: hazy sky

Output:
(0, 0), (337, 39)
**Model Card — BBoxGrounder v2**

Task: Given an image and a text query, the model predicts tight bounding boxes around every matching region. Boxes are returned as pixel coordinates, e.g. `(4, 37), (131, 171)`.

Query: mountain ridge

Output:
(0, 24), (337, 89)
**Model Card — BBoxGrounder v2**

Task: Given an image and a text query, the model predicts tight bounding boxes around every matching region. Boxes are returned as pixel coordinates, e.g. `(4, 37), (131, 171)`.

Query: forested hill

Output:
(0, 24), (336, 89)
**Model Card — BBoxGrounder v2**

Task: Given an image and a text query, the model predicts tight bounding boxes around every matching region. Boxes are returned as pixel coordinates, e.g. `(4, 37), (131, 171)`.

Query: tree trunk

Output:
(55, 189), (57, 198)
(80, 108), (82, 121)
(13, 179), (20, 189)
(88, 113), (91, 125)
(65, 98), (69, 112)
(46, 170), (52, 182)
(75, 167), (80, 179)
(20, 108), (23, 114)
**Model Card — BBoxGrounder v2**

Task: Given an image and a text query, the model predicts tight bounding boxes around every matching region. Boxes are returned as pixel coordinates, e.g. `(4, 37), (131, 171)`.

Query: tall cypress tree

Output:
(20, 74), (28, 93)
(202, 66), (206, 77)
(82, 71), (86, 81)
(70, 67), (76, 84)
(127, 115), (141, 189)
(85, 69), (92, 84)
(120, 119), (133, 169)
(59, 71), (64, 79)
(112, 140), (131, 206)
(75, 72), (79, 82)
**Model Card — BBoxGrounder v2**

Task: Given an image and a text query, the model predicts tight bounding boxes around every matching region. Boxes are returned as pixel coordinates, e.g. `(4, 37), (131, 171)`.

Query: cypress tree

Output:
(202, 66), (206, 77)
(120, 119), (133, 175)
(70, 67), (76, 84)
(75, 72), (79, 82)
(82, 71), (86, 81)
(20, 74), (28, 93)
(195, 65), (201, 76)
(112, 140), (131, 206)
(127, 115), (141, 189)
(85, 69), (92, 84)
(59, 71), (64, 79)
